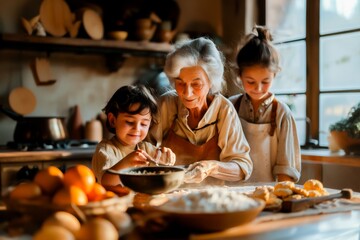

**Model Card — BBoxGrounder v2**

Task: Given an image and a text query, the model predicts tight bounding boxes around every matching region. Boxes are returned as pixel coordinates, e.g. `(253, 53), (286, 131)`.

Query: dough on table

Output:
(274, 188), (293, 198)
(274, 181), (295, 190)
(292, 186), (309, 197)
(251, 186), (270, 201)
(303, 179), (323, 191)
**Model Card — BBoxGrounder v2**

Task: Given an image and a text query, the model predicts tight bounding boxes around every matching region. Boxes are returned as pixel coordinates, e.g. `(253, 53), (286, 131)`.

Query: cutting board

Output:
(39, 0), (72, 37)
(30, 57), (56, 86)
(8, 87), (36, 115)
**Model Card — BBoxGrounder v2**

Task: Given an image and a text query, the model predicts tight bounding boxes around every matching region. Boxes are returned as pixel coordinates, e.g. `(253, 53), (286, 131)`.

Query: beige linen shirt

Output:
(228, 93), (301, 181)
(92, 136), (158, 183)
(148, 90), (253, 180)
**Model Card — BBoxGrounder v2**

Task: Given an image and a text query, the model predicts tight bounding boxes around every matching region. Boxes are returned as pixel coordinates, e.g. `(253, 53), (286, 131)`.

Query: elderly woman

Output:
(148, 37), (252, 184)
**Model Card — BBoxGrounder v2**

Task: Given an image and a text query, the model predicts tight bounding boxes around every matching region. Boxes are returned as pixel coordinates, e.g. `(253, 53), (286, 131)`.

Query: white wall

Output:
(0, 0), (159, 144)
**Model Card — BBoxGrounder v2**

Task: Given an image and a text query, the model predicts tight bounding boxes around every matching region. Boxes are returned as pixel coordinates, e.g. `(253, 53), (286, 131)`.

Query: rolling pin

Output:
(281, 188), (353, 213)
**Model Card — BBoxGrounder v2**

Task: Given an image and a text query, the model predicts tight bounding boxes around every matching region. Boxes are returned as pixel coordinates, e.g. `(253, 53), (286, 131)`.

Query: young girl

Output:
(229, 25), (301, 183)
(92, 85), (176, 186)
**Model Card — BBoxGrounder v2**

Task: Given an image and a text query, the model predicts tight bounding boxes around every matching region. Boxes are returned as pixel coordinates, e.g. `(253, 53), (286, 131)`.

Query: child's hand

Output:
(120, 149), (153, 168)
(155, 147), (176, 166)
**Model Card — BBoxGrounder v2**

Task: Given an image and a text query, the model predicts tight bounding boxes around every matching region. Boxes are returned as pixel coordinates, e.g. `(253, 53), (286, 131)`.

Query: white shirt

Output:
(229, 93), (301, 181)
(148, 90), (253, 179)
(92, 136), (158, 182)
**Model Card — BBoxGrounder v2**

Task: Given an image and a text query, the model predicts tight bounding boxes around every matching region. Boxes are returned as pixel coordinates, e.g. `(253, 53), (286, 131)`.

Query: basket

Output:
(3, 191), (134, 222)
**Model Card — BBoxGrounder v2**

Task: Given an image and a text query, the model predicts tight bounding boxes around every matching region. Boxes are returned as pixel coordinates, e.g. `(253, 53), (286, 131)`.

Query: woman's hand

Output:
(184, 160), (218, 183)
(155, 147), (176, 166)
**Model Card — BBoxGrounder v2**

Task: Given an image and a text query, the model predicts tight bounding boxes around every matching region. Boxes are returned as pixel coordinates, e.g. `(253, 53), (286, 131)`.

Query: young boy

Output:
(92, 85), (176, 186)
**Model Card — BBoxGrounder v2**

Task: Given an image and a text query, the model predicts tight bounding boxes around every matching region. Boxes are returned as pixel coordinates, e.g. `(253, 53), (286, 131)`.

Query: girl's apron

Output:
(234, 96), (278, 182)
(162, 119), (223, 185)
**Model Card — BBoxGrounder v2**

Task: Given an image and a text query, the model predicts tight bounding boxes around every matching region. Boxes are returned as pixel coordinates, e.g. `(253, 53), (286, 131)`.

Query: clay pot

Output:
(158, 29), (177, 43)
(330, 130), (360, 154)
(84, 119), (103, 142)
(68, 105), (84, 139)
(135, 18), (156, 41)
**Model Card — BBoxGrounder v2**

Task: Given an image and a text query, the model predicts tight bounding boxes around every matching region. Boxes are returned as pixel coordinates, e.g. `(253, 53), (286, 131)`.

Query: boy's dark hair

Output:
(103, 85), (158, 134)
(236, 25), (281, 75)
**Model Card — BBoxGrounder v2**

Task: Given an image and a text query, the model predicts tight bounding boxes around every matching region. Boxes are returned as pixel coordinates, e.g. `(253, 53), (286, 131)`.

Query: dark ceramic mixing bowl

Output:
(107, 166), (185, 195)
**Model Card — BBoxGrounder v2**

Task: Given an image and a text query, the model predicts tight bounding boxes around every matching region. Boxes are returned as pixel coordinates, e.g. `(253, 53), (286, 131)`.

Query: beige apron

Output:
(162, 119), (223, 185)
(234, 96), (278, 182)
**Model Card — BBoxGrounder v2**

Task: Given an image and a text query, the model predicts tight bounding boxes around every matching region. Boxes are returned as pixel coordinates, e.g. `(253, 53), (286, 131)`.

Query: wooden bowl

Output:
(108, 31), (128, 40)
(156, 197), (265, 231)
(330, 130), (360, 154)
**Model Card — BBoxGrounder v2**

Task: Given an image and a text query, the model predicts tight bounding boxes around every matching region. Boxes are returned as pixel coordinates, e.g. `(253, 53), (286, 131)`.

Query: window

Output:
(264, 0), (360, 147)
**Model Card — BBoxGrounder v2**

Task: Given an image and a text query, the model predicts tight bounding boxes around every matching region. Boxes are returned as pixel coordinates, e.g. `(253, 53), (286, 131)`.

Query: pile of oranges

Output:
(7, 165), (133, 239)
(9, 164), (114, 205)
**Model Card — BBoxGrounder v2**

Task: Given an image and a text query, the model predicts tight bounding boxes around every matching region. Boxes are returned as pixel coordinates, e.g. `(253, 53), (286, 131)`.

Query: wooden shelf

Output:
(0, 33), (173, 58)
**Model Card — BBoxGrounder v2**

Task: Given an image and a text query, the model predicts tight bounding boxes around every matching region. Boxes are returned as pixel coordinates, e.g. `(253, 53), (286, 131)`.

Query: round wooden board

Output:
(9, 87), (37, 115)
(39, 0), (72, 37)
(83, 8), (104, 40)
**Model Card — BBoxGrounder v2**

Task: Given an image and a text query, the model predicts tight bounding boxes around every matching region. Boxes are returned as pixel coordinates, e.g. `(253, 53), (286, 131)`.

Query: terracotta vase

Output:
(84, 119), (102, 142)
(135, 18), (157, 41)
(68, 105), (84, 139)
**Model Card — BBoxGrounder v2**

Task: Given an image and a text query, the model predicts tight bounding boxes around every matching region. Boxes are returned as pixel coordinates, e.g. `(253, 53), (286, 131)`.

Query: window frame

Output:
(259, 0), (360, 146)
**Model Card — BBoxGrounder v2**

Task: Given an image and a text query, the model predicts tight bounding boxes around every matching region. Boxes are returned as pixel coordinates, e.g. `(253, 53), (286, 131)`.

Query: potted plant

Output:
(329, 102), (360, 154)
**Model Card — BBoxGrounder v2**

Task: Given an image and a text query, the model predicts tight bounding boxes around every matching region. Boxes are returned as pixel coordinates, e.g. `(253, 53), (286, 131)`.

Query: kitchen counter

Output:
(300, 148), (360, 192)
(0, 147), (96, 163)
(1, 146), (358, 165)
(301, 148), (360, 167)
(0, 147), (96, 195)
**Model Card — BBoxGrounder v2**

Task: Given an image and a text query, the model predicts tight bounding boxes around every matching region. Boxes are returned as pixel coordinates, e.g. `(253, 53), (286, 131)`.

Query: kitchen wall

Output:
(0, 0), (250, 145)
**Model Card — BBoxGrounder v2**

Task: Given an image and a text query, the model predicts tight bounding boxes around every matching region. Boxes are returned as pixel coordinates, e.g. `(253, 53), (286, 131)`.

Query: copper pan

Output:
(0, 105), (69, 142)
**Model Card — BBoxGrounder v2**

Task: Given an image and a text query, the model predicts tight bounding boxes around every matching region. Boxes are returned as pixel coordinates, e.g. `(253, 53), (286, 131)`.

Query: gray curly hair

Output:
(164, 37), (225, 94)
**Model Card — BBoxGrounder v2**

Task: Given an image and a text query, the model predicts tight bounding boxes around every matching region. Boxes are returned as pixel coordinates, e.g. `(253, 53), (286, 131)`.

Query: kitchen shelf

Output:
(0, 33), (173, 58)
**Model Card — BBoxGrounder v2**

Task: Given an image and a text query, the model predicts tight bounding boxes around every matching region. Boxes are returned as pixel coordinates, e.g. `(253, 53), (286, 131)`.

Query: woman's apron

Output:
(234, 96), (278, 182)
(162, 119), (223, 185)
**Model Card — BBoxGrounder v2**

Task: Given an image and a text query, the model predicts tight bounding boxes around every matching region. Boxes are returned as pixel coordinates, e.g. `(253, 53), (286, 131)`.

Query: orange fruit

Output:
(52, 186), (88, 206)
(104, 191), (116, 199)
(34, 166), (64, 195)
(63, 165), (95, 194)
(10, 182), (42, 200)
(87, 183), (106, 201)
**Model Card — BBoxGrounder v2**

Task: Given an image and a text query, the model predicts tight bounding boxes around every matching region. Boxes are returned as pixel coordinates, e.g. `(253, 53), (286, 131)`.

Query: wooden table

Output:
(190, 210), (360, 239)
(1, 184), (359, 240)
(124, 184), (360, 239)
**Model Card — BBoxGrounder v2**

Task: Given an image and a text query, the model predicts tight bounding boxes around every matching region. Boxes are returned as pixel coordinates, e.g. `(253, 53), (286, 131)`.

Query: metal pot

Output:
(0, 105), (69, 142)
